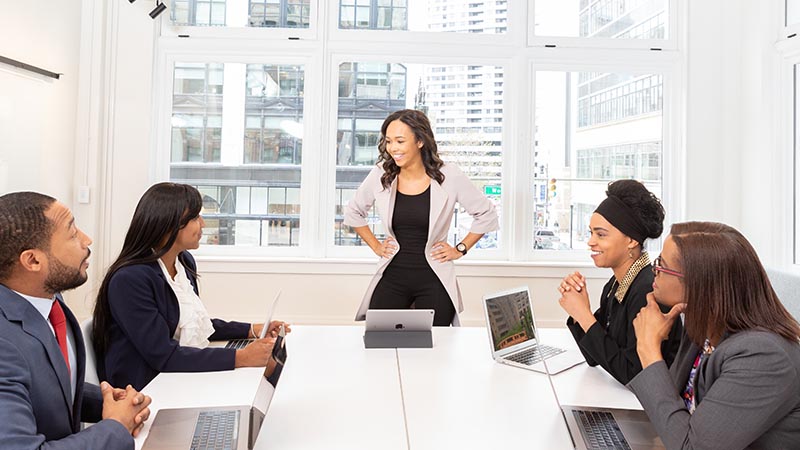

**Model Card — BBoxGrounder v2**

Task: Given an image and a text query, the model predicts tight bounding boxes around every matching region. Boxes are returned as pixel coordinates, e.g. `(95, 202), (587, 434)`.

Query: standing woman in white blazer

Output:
(344, 109), (498, 326)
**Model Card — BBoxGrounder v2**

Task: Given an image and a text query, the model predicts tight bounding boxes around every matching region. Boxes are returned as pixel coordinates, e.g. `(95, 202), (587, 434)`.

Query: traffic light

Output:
(548, 178), (557, 198)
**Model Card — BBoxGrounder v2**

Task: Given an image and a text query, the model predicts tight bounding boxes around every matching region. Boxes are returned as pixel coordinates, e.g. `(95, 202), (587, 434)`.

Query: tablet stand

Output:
(363, 330), (433, 348)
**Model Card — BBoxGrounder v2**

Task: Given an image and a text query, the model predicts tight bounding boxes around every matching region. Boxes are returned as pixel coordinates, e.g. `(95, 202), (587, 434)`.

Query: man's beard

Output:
(43, 250), (90, 294)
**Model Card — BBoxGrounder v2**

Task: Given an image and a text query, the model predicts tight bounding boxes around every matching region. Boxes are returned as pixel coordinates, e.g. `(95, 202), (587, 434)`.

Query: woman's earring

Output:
(628, 249), (634, 259)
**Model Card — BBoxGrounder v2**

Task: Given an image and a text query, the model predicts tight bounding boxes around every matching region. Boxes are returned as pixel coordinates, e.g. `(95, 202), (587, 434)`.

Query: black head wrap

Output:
(594, 195), (649, 245)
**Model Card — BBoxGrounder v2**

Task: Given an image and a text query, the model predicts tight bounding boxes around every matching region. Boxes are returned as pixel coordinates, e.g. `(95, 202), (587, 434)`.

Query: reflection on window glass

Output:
(170, 62), (305, 247)
(533, 71), (663, 250)
(534, 0), (668, 39)
(244, 64), (304, 164)
(338, 0), (507, 34)
(789, 0), (800, 27)
(172, 63), (224, 163)
(169, 0), (311, 28)
(334, 62), (504, 250)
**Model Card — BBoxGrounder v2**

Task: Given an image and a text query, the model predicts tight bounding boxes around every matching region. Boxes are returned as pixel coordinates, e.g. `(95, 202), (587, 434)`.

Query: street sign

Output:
(484, 185), (501, 196)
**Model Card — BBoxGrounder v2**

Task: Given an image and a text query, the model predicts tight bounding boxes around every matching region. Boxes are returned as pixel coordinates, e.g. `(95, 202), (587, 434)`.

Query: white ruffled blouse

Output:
(158, 257), (216, 348)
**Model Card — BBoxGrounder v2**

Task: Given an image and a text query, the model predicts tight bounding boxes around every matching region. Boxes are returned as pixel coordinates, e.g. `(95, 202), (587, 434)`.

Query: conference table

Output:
(135, 325), (645, 450)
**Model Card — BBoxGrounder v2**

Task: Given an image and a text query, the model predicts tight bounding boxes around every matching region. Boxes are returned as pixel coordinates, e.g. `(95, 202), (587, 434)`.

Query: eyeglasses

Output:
(652, 256), (684, 278)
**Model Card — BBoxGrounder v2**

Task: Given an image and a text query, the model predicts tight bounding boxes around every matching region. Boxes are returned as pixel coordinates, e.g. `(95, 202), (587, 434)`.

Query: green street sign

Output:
(484, 185), (501, 196)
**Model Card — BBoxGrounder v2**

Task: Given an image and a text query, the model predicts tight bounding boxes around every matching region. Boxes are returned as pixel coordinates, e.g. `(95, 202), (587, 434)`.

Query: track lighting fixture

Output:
(149, 1), (167, 19)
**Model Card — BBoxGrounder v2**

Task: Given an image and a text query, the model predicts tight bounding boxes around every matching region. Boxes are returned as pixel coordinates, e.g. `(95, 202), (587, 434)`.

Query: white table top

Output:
(131, 325), (642, 450)
(254, 325), (408, 450)
(539, 328), (645, 411)
(397, 327), (575, 450)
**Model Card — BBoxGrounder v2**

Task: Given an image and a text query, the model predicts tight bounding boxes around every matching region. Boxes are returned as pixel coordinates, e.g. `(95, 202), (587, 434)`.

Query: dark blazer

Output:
(566, 267), (683, 384)
(99, 252), (249, 390)
(0, 284), (131, 450)
(629, 330), (800, 449)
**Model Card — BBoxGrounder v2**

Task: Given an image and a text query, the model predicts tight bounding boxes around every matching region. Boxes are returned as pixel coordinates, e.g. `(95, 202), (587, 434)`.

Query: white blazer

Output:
(344, 163), (499, 325)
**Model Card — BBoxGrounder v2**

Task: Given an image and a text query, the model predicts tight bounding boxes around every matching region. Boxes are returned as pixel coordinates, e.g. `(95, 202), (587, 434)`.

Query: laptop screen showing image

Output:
(485, 289), (537, 353)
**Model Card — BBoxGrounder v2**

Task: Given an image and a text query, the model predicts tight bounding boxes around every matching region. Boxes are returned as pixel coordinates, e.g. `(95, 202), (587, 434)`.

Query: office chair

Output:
(80, 318), (101, 385)
(767, 268), (800, 322)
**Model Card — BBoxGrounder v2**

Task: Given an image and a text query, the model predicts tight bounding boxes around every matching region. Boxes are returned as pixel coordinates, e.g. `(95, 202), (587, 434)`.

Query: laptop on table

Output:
(142, 376), (273, 450)
(217, 290), (282, 350)
(481, 287), (584, 374)
(528, 312), (665, 449)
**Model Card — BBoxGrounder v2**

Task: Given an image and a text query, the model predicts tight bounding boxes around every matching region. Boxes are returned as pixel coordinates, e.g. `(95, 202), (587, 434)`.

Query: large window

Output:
(533, 71), (663, 251)
(156, 1), (680, 261)
(170, 62), (306, 247)
(334, 62), (504, 249)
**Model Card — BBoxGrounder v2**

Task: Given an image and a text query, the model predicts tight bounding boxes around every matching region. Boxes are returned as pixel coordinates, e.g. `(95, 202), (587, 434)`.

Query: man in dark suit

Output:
(0, 191), (152, 450)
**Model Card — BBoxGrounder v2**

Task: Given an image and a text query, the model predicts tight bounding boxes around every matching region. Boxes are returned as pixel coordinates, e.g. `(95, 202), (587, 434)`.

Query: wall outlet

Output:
(77, 186), (90, 204)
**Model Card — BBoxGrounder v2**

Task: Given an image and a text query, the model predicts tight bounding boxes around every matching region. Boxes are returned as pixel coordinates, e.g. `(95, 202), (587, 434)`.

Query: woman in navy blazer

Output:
(92, 183), (285, 390)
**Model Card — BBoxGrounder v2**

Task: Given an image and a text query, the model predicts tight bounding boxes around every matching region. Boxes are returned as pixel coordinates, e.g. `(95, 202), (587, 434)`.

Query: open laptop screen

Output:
(485, 289), (537, 353)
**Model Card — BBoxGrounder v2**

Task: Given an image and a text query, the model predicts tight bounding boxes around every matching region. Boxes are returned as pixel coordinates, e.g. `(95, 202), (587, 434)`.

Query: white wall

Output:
(8, 0), (791, 324)
(0, 0), (82, 200)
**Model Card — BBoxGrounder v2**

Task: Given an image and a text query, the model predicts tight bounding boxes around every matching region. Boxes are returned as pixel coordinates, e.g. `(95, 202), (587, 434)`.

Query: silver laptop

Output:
(534, 321), (665, 449)
(365, 309), (435, 332)
(142, 376), (273, 450)
(218, 290), (282, 350)
(482, 287), (584, 374)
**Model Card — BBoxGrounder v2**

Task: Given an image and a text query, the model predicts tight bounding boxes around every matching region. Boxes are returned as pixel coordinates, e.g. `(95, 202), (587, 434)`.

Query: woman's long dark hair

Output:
(671, 222), (800, 346)
(377, 109), (445, 189)
(92, 182), (203, 359)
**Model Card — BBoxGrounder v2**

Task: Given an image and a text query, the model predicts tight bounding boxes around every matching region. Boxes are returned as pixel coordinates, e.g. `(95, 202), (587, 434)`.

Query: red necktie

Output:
(48, 301), (71, 376)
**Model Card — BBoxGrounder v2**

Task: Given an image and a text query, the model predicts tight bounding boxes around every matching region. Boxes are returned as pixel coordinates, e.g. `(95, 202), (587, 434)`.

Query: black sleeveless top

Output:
(390, 186), (431, 269)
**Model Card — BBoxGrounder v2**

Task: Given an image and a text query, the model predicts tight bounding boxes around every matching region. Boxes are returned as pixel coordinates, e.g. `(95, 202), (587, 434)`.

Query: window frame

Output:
(327, 0), (524, 48)
(154, 43), (324, 257)
(528, 0), (679, 51)
(160, 0), (320, 40)
(787, 0), (800, 36)
(523, 52), (684, 263)
(150, 0), (686, 265)
(321, 52), (517, 261)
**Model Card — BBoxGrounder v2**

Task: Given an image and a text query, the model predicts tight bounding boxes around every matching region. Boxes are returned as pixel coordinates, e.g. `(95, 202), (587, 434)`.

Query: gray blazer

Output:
(628, 329), (800, 450)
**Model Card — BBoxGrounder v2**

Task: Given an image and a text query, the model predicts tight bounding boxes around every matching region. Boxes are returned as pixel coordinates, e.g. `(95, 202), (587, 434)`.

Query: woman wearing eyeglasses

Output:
(629, 222), (800, 449)
(557, 180), (683, 384)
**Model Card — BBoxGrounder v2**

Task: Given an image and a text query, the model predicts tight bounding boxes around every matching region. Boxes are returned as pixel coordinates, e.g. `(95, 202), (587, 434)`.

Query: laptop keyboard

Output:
(191, 410), (240, 450)
(506, 344), (565, 365)
(573, 410), (632, 450)
(225, 339), (253, 350)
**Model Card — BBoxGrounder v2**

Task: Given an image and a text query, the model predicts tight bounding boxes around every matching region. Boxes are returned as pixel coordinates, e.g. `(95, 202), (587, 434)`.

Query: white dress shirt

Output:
(158, 257), (215, 348)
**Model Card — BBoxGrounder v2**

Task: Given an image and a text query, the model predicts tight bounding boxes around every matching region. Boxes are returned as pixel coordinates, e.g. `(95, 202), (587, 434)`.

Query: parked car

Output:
(534, 229), (561, 249)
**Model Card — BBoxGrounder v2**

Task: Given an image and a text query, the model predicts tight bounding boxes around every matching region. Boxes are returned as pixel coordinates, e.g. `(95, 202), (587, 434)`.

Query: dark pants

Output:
(370, 264), (456, 326)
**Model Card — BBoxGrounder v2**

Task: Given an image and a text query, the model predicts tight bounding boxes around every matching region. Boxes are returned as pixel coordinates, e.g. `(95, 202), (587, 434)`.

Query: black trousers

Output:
(369, 264), (456, 326)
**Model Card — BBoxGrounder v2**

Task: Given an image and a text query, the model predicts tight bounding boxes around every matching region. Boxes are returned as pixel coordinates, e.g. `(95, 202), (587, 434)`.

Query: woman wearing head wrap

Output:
(557, 180), (682, 384)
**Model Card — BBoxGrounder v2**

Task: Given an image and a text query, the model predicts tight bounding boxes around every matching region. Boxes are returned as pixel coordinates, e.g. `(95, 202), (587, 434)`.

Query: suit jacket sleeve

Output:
(0, 338), (133, 450)
(343, 166), (382, 228)
(108, 268), (236, 374)
(569, 280), (649, 384)
(209, 319), (250, 341)
(449, 165), (498, 234)
(628, 334), (800, 450)
(80, 382), (103, 424)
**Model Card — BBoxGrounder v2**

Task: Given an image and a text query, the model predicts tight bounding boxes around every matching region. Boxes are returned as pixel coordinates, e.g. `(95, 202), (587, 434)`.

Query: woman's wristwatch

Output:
(456, 242), (468, 256)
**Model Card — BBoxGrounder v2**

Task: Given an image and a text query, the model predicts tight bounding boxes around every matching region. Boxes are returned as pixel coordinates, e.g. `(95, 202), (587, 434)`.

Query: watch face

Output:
(456, 243), (467, 253)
